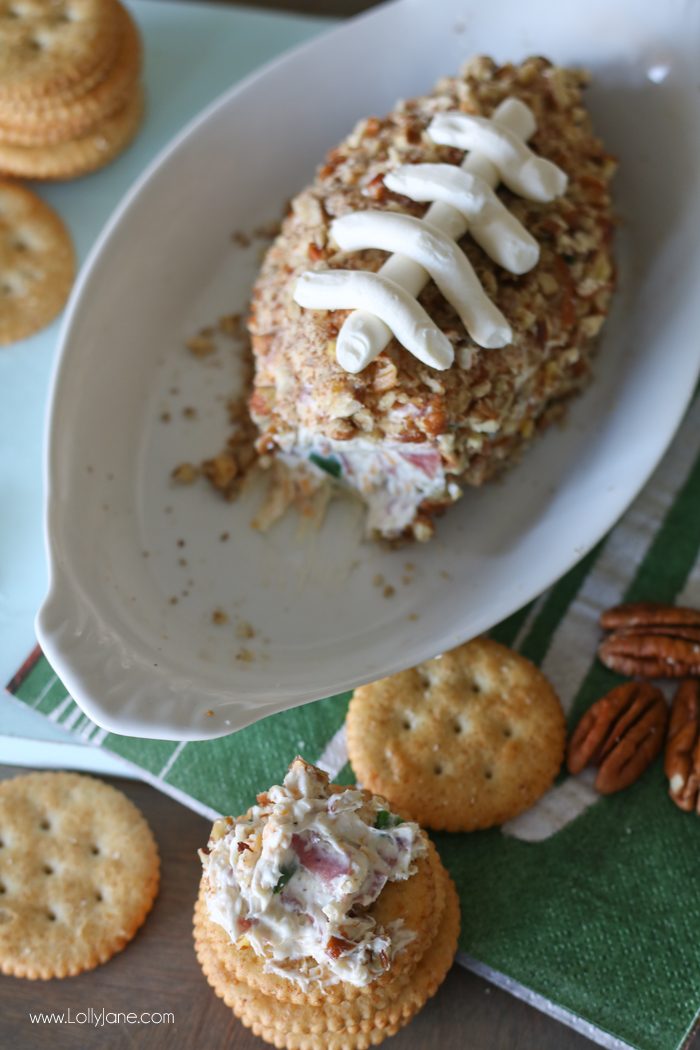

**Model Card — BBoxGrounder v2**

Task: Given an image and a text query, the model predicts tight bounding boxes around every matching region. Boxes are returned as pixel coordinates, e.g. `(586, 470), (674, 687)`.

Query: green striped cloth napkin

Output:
(7, 395), (700, 1050)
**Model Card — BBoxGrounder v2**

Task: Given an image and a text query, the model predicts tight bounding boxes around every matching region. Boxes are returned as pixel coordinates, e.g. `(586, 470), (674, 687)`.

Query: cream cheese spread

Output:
(200, 759), (426, 987)
(276, 427), (457, 537)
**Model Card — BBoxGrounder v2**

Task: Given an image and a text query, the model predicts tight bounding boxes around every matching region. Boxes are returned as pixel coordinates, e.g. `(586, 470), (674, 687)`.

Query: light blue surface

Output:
(0, 0), (330, 767)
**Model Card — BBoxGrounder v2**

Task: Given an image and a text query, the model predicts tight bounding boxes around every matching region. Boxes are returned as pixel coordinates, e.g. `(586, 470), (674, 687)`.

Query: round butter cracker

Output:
(346, 637), (566, 831)
(0, 771), (159, 979)
(0, 181), (75, 345)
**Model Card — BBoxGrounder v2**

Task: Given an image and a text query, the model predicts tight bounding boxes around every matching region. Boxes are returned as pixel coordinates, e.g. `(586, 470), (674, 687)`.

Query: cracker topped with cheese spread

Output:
(194, 759), (459, 1048)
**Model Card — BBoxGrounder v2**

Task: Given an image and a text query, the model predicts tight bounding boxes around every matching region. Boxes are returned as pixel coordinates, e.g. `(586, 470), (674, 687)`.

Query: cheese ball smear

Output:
(200, 759), (426, 988)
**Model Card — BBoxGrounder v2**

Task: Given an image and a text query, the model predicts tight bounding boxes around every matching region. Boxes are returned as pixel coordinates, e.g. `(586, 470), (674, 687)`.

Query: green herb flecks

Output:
(273, 864), (296, 894)
(309, 452), (342, 478)
(375, 810), (403, 830)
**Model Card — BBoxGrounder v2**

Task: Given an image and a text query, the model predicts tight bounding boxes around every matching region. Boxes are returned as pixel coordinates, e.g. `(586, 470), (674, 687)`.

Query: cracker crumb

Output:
(191, 332), (260, 503)
(176, 538), (186, 548)
(236, 647), (255, 663)
(169, 596), (178, 605)
(186, 333), (216, 357)
(178, 557), (187, 567)
(408, 612), (419, 621)
(171, 462), (199, 485)
(383, 585), (396, 599)
(169, 290), (259, 508)
(212, 609), (229, 625)
(206, 709), (215, 717)
(231, 230), (251, 248)
(236, 620), (256, 640)
(202, 451), (238, 491)
(373, 573), (385, 587)
(218, 313), (243, 338)
(219, 531), (230, 542)
(253, 220), (281, 240)
(160, 411), (171, 423)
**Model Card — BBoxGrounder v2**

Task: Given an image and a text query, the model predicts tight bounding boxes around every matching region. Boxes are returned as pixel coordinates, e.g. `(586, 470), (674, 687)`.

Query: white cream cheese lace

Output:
(330, 210), (512, 350)
(294, 269), (454, 369)
(383, 164), (539, 274)
(427, 112), (568, 201)
(293, 96), (567, 372)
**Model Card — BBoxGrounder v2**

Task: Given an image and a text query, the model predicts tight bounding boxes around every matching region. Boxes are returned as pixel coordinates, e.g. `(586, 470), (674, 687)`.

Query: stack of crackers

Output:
(0, 0), (143, 181)
(194, 817), (459, 1048)
(0, 0), (145, 346)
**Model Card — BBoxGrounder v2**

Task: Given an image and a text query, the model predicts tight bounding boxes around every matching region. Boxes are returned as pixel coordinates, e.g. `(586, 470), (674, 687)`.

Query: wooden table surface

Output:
(0, 764), (602, 1050)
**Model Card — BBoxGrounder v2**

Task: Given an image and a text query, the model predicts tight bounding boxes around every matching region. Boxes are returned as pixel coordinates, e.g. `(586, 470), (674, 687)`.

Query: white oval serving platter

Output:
(37, 0), (700, 739)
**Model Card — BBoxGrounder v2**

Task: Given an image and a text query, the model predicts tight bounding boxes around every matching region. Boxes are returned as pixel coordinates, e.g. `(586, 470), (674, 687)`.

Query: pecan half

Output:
(600, 602), (700, 631)
(598, 631), (700, 678)
(664, 679), (700, 813)
(567, 682), (668, 793)
(607, 625), (700, 643)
